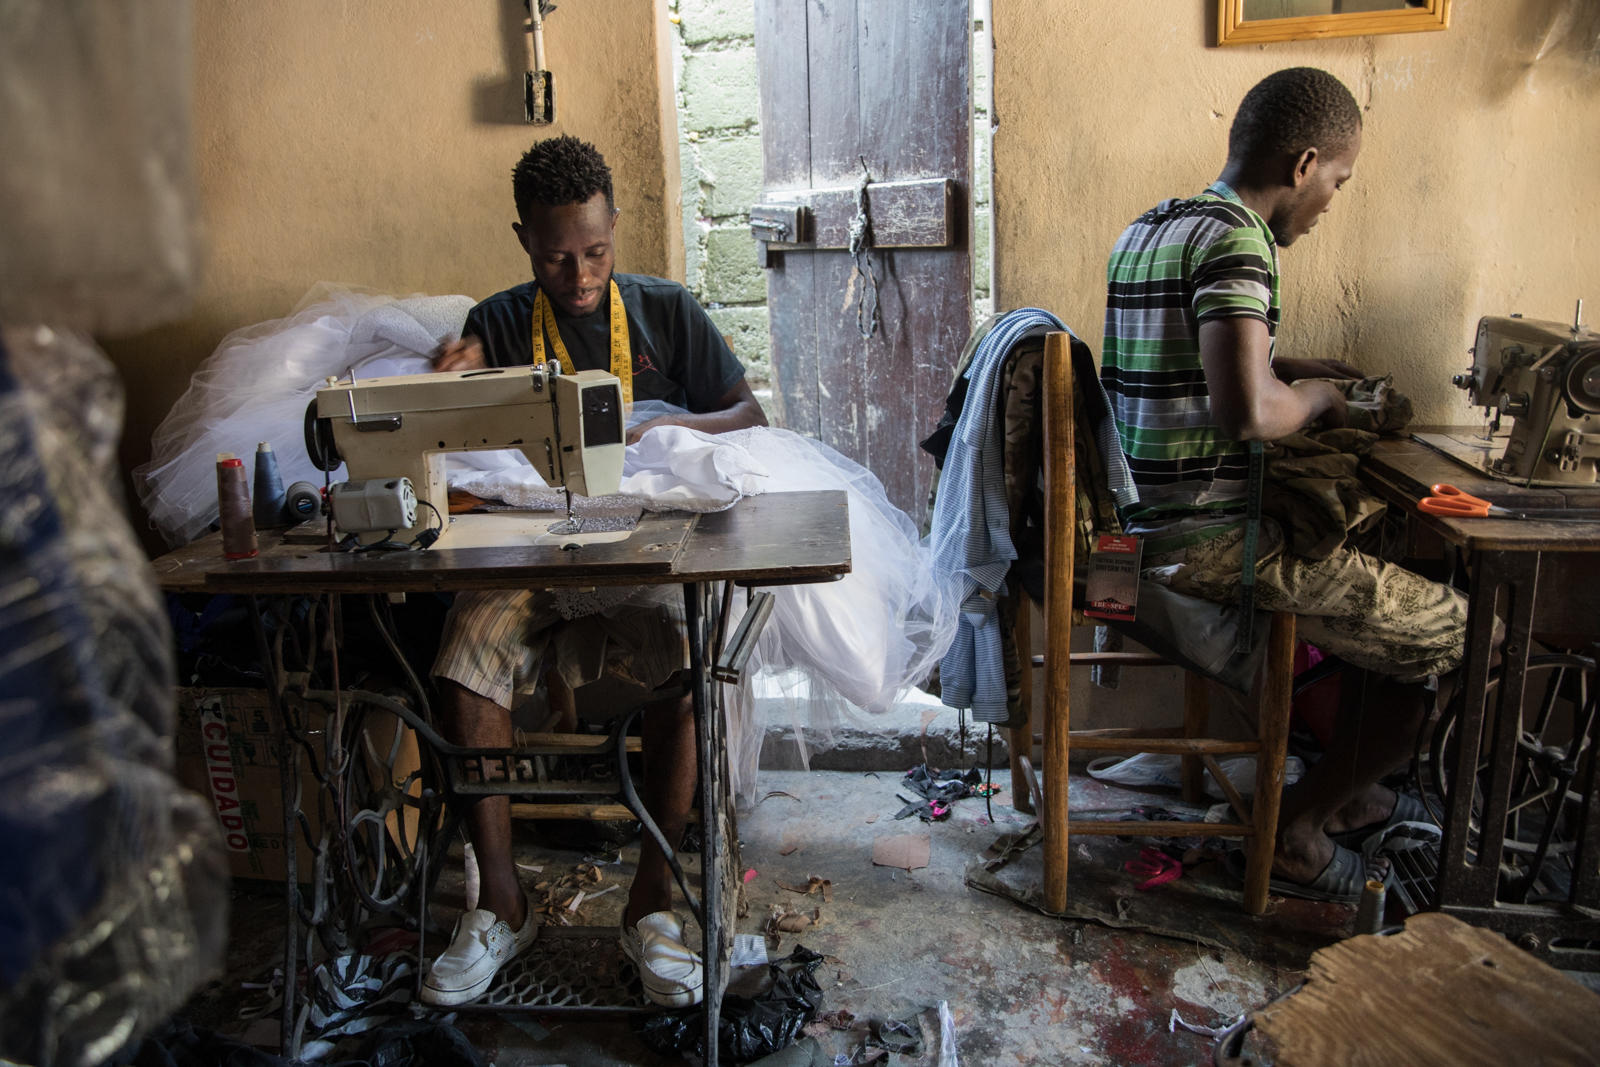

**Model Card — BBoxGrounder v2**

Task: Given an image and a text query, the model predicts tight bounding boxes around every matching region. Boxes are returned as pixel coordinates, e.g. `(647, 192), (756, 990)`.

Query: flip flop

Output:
(1225, 842), (1375, 905)
(1330, 791), (1434, 850)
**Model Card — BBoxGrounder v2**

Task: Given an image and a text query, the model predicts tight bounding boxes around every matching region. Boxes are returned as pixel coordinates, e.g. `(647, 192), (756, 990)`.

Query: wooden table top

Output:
(151, 490), (853, 595)
(1364, 429), (1600, 554)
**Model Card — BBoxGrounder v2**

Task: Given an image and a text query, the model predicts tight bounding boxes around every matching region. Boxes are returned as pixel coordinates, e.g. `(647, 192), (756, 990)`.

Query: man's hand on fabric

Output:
(1273, 356), (1362, 382)
(434, 337), (486, 372)
(1294, 379), (1349, 430)
(626, 417), (670, 445)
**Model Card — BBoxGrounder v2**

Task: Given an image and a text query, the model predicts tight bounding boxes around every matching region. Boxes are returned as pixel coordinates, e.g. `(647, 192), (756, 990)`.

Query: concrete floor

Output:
(179, 767), (1339, 1066)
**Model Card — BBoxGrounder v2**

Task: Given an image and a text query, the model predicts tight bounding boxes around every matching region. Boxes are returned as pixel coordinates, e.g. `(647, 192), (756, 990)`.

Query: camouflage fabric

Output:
(1344, 373), (1413, 435)
(1139, 372), (1467, 683)
(1143, 518), (1467, 684)
(1261, 428), (1386, 562)
(1260, 376), (1415, 561)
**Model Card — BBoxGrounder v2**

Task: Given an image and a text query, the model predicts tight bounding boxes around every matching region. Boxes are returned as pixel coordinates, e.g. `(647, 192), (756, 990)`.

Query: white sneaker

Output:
(620, 911), (704, 1007)
(420, 904), (538, 1006)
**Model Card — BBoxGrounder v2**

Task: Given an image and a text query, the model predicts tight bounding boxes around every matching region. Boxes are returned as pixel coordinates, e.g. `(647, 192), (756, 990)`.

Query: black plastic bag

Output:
(637, 945), (825, 1063)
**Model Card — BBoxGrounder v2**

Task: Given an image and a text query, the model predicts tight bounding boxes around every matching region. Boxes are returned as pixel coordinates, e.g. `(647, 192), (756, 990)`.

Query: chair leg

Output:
(1243, 612), (1297, 915)
(1181, 672), (1211, 805)
(1041, 332), (1075, 915)
(1011, 605), (1036, 814)
(1042, 650), (1070, 914)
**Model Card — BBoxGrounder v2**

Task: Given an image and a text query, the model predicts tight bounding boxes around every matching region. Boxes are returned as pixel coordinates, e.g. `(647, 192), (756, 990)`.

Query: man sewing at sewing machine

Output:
(420, 135), (766, 1008)
(1100, 67), (1479, 904)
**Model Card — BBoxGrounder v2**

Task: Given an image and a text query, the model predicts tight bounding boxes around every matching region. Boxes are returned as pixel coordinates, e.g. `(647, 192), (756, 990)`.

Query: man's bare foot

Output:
(1323, 782), (1398, 838)
(1272, 819), (1389, 886)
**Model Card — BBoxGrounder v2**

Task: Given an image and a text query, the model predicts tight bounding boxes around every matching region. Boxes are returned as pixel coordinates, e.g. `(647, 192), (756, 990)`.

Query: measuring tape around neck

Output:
(1235, 439), (1264, 655)
(531, 279), (633, 408)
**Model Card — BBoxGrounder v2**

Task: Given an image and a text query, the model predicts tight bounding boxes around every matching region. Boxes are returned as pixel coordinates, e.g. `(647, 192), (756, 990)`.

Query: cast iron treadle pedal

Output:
(1385, 842), (1440, 916)
(459, 926), (651, 1012)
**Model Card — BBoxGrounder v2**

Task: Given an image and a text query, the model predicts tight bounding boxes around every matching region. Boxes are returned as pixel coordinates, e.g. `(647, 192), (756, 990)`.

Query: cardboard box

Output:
(174, 687), (423, 883)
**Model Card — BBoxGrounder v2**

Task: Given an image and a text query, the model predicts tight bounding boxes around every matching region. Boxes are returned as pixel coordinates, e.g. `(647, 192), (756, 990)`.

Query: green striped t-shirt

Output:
(1100, 181), (1279, 538)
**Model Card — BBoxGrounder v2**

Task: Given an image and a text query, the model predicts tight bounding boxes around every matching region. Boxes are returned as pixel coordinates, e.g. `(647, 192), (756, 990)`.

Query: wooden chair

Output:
(1014, 330), (1298, 916)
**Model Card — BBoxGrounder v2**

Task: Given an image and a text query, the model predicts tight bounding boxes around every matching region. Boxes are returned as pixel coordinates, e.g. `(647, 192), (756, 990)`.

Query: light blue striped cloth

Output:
(930, 309), (1067, 723)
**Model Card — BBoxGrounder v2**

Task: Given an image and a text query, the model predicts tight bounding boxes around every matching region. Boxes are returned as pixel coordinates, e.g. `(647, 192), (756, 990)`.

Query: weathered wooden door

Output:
(753, 0), (972, 527)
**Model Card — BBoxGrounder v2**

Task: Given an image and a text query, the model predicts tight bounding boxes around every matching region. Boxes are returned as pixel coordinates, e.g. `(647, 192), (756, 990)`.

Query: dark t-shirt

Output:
(463, 272), (745, 413)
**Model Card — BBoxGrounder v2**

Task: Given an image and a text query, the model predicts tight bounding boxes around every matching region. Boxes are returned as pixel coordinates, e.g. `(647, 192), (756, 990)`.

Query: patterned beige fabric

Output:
(1144, 519), (1467, 684)
(433, 587), (688, 708)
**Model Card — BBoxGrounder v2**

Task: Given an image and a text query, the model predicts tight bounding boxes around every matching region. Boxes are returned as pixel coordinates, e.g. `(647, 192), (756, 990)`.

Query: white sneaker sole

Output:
(638, 971), (704, 1008)
(419, 967), (498, 1007)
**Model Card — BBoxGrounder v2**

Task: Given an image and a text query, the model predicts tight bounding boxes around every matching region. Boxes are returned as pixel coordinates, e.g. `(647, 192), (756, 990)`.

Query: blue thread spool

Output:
(253, 442), (287, 527)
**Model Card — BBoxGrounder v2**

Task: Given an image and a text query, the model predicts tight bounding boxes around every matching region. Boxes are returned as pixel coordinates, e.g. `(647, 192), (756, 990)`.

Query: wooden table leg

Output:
(687, 581), (725, 1067)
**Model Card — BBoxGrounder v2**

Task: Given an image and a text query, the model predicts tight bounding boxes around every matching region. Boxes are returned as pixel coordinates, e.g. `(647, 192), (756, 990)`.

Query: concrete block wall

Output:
(670, 0), (772, 392)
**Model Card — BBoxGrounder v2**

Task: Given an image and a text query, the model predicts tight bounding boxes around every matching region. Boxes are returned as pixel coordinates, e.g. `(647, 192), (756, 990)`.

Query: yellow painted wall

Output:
(992, 0), (1600, 425)
(105, 0), (677, 536)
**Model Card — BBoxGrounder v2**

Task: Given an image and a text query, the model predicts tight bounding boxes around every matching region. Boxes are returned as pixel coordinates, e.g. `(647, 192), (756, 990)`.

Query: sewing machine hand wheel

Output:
(304, 398), (342, 472)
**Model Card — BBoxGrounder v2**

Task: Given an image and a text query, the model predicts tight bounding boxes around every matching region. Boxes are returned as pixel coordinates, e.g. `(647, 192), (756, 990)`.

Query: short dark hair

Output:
(1228, 67), (1362, 167)
(512, 135), (615, 220)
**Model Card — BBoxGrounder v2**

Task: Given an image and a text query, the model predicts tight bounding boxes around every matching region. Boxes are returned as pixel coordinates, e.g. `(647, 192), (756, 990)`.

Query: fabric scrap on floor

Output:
(871, 834), (931, 871)
(966, 823), (1347, 963)
(893, 764), (987, 822)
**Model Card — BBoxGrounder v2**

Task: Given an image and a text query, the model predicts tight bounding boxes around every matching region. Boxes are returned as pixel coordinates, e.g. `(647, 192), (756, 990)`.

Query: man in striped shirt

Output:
(1101, 68), (1469, 903)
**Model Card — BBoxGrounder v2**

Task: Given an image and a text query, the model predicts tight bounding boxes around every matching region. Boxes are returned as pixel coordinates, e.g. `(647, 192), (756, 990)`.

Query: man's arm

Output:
(1199, 318), (1346, 441)
(1272, 356), (1362, 382)
(624, 378), (767, 445)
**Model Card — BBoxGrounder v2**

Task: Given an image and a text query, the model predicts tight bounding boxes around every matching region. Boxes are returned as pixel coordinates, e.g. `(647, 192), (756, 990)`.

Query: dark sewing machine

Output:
(1449, 302), (1600, 486)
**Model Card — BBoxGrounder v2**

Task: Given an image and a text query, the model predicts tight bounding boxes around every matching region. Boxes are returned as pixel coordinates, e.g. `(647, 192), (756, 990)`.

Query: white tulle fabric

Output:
(136, 287), (959, 802)
(135, 285), (475, 547)
(447, 415), (770, 515)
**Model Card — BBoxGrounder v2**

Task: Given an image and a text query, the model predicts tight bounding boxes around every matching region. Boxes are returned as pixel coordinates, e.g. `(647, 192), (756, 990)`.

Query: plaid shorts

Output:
(1142, 520), (1467, 684)
(431, 586), (688, 708)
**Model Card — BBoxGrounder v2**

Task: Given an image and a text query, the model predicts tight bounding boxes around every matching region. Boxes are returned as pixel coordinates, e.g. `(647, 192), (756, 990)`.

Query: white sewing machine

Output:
(1451, 304), (1600, 487)
(310, 362), (624, 543)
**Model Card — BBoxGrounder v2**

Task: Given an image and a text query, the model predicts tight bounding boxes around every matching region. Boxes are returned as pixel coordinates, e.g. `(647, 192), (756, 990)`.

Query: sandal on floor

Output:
(1225, 842), (1376, 905)
(1330, 791), (1434, 849)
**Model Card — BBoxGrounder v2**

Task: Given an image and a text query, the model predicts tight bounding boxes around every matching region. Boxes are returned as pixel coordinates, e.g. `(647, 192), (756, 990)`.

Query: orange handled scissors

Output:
(1419, 484), (1510, 517)
(1420, 484), (1600, 522)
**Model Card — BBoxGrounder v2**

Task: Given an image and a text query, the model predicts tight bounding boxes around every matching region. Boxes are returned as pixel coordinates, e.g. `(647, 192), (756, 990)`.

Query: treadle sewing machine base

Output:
(422, 713), (727, 1016)
(149, 491), (852, 1065)
(461, 928), (653, 1013)
(1362, 433), (1600, 972)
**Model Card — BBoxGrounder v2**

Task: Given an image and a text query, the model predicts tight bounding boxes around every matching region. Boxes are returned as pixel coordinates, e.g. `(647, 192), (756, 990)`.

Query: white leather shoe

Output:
(420, 905), (537, 1006)
(620, 910), (704, 1007)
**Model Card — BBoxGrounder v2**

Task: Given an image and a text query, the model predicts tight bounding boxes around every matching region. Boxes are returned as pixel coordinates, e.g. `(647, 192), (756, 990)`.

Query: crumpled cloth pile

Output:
(1261, 374), (1413, 561)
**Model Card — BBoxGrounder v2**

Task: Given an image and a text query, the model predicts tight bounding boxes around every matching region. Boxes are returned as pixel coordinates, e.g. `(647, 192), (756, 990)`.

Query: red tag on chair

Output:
(1084, 534), (1142, 621)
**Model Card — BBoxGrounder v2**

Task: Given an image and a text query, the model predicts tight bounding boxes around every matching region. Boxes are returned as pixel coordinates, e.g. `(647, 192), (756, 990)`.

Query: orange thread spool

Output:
(216, 454), (259, 560)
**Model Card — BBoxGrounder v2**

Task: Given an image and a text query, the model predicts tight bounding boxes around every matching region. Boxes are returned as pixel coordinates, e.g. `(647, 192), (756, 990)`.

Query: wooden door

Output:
(753, 0), (972, 527)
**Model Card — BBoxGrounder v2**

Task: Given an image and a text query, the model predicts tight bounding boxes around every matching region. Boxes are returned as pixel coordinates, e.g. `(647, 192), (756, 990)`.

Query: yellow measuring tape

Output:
(531, 281), (633, 408)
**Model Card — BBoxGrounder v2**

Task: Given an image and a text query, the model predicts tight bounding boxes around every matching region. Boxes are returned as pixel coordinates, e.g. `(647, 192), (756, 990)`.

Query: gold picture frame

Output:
(1216, 1), (1452, 46)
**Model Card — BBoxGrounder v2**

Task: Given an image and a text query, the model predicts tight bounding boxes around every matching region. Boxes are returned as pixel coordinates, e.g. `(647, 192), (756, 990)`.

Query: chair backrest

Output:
(1041, 331), (1271, 692)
